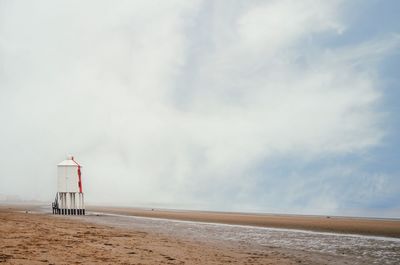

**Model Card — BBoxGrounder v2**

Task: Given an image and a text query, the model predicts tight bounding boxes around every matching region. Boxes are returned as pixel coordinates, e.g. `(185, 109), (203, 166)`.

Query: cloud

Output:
(0, 0), (398, 215)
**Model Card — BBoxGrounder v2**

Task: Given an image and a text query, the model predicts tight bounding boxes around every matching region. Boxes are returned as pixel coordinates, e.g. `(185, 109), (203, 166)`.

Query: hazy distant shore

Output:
(88, 205), (400, 238)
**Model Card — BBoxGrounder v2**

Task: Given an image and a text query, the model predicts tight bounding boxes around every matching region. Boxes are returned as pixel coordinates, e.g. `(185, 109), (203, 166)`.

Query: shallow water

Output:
(81, 212), (400, 265)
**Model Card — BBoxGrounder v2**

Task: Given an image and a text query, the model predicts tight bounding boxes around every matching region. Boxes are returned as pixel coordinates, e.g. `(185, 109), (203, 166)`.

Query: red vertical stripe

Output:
(72, 157), (83, 193)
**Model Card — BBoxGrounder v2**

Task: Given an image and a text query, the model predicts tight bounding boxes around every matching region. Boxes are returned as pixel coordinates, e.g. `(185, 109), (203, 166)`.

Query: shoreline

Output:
(87, 205), (400, 238)
(2, 203), (400, 238)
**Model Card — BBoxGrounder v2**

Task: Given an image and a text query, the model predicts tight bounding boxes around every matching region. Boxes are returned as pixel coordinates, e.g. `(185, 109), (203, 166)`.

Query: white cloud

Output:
(237, 0), (344, 52)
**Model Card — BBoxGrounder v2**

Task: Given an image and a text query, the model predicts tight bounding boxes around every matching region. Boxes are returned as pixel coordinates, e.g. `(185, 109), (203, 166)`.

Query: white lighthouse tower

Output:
(52, 155), (85, 215)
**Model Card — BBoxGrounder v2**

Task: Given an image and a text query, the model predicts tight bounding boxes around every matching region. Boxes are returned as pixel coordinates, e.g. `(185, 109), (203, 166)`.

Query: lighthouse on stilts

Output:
(52, 155), (85, 215)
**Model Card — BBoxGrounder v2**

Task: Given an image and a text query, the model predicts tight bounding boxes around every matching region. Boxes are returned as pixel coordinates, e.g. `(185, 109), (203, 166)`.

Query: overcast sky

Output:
(0, 0), (399, 217)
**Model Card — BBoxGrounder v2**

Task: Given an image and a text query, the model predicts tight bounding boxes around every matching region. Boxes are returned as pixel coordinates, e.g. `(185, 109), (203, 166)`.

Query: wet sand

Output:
(0, 205), (366, 265)
(88, 206), (400, 238)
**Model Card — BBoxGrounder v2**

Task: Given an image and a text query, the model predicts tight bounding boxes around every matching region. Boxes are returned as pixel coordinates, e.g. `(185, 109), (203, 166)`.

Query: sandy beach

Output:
(1, 205), (400, 264)
(0, 206), (310, 265)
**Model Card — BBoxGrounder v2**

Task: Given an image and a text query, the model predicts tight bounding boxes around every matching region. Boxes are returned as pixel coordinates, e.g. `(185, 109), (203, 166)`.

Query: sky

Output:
(0, 0), (399, 217)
